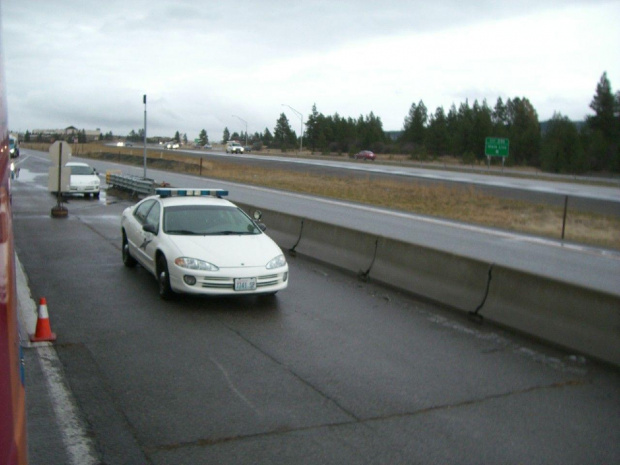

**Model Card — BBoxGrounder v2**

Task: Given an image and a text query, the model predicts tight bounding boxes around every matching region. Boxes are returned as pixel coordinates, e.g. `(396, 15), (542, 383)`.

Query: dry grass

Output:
(26, 143), (620, 250)
(202, 165), (619, 249)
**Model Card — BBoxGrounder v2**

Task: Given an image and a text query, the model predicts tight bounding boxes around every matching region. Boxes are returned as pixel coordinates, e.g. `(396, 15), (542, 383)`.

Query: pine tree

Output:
(587, 72), (616, 139)
(506, 97), (541, 166)
(305, 104), (321, 152)
(585, 72), (619, 171)
(262, 128), (273, 146)
(427, 107), (448, 156)
(541, 113), (586, 173)
(402, 100), (428, 148)
(273, 113), (296, 150)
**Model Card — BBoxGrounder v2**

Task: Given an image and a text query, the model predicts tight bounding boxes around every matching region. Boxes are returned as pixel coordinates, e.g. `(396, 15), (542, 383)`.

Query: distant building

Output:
(29, 126), (102, 142)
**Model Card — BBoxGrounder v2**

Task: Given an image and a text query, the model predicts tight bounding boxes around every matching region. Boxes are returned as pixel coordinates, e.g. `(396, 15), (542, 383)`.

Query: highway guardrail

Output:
(107, 172), (155, 196)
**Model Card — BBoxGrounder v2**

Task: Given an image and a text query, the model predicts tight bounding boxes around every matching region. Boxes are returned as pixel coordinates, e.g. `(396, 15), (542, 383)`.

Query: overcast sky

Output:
(3, 0), (620, 141)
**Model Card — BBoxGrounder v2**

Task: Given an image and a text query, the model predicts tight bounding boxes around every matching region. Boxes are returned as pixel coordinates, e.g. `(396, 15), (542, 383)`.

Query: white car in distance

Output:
(226, 141), (244, 154)
(120, 188), (289, 299)
(65, 162), (100, 198)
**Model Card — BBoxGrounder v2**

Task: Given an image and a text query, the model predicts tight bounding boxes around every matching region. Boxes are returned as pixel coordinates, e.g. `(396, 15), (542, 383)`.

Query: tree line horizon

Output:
(23, 72), (620, 174)
(195, 72), (619, 174)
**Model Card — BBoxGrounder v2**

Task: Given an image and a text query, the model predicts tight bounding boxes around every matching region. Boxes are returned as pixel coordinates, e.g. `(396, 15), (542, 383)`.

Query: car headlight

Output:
(174, 257), (219, 271)
(266, 254), (286, 270)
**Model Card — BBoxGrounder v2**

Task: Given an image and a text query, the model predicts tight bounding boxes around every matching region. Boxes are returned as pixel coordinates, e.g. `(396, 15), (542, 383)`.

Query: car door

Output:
(134, 201), (161, 274)
(125, 199), (156, 267)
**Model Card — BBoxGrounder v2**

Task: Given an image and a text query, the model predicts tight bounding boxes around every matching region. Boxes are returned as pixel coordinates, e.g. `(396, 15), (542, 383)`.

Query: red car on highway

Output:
(353, 150), (376, 161)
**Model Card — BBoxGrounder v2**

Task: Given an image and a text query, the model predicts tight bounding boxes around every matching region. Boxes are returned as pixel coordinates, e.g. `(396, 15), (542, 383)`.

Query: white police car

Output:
(120, 188), (288, 299)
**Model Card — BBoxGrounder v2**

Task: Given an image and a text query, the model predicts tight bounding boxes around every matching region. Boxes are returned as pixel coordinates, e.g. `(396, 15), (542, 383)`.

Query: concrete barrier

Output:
(290, 219), (378, 273)
(239, 203), (620, 368)
(483, 265), (620, 366)
(370, 237), (491, 312)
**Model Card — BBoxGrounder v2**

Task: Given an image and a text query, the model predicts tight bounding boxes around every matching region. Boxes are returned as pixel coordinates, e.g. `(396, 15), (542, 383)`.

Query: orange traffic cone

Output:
(30, 297), (57, 342)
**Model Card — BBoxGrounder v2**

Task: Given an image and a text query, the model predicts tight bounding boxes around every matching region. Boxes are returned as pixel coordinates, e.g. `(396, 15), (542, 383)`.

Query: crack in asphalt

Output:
(150, 377), (588, 453)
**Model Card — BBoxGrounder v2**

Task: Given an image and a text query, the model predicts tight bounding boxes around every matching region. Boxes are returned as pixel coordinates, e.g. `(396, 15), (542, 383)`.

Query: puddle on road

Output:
(11, 168), (42, 183)
(12, 170), (122, 206)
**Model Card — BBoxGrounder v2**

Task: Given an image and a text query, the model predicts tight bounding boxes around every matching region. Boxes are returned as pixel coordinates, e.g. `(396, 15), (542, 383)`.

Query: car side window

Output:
(134, 200), (156, 225)
(145, 202), (161, 231)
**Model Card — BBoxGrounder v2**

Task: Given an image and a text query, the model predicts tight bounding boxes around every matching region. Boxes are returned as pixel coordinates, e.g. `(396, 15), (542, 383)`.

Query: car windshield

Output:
(69, 165), (95, 175)
(163, 205), (261, 235)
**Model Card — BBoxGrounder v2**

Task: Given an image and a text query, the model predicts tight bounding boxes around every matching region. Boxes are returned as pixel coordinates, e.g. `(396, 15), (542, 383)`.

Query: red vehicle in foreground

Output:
(0, 19), (28, 465)
(353, 150), (376, 161)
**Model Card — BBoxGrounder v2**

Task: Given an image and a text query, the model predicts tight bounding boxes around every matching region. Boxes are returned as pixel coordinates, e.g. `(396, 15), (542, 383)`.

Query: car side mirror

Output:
(143, 224), (158, 235)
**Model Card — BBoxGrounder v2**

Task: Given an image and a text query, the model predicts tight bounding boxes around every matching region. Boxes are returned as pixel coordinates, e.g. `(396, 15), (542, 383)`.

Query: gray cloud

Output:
(3, 0), (618, 139)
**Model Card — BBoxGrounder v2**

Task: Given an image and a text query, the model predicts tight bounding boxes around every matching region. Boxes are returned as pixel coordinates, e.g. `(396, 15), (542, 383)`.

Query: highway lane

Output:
(13, 149), (620, 464)
(20, 148), (619, 296)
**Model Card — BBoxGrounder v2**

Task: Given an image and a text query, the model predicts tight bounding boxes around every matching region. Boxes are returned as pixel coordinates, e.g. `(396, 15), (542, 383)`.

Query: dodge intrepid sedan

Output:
(121, 188), (289, 299)
(66, 162), (100, 198)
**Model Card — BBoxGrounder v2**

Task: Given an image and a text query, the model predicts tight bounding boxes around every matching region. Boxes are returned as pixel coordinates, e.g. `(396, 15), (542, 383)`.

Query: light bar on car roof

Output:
(156, 188), (229, 198)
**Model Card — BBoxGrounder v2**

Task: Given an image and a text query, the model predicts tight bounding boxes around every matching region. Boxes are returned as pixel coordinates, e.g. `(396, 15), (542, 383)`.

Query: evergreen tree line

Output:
(396, 72), (620, 173)
(25, 73), (616, 174)
(244, 72), (619, 173)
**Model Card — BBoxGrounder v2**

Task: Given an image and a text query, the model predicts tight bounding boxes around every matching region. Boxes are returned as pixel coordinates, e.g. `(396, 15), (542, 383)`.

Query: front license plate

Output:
(234, 277), (257, 291)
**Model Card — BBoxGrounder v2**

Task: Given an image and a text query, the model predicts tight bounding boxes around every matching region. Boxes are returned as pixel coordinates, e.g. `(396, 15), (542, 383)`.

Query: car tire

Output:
(157, 255), (174, 300)
(122, 232), (137, 268)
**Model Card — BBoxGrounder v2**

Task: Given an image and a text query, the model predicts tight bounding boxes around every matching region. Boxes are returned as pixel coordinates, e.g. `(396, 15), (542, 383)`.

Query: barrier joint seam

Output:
(288, 219), (305, 257)
(358, 238), (379, 282)
(469, 263), (494, 323)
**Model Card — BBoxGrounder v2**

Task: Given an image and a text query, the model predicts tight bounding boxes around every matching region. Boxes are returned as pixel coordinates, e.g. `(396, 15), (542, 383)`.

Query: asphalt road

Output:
(13, 151), (620, 464)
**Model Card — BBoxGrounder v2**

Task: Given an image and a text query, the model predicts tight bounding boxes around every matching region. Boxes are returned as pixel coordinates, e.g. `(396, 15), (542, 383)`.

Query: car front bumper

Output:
(169, 265), (289, 295)
(68, 185), (100, 194)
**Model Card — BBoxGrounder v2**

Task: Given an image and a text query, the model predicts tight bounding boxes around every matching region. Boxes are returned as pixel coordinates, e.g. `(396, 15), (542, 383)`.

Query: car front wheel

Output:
(157, 255), (174, 300)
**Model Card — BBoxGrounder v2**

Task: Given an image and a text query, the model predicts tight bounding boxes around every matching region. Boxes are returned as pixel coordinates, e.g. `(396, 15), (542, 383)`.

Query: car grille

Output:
(199, 273), (283, 290)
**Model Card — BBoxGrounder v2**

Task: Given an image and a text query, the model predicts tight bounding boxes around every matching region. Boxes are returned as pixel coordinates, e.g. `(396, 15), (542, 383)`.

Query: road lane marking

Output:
(35, 345), (99, 465)
(17, 254), (98, 464)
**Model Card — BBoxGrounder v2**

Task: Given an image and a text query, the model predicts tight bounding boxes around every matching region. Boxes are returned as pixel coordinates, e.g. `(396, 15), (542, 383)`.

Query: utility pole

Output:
(143, 94), (147, 178)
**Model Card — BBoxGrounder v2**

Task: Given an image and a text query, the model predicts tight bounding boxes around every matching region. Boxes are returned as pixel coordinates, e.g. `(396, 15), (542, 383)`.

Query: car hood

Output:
(166, 233), (283, 268)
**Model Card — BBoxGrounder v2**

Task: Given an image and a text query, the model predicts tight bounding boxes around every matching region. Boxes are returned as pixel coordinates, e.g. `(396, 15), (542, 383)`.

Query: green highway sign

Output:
(485, 137), (509, 157)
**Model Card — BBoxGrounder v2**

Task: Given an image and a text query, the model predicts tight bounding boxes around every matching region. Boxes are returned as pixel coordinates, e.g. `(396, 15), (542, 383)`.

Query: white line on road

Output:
(35, 346), (99, 465)
(16, 254), (98, 465)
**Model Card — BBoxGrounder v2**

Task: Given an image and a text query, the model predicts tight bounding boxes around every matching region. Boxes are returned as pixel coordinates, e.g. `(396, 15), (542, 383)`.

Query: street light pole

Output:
(231, 115), (248, 147)
(143, 94), (147, 178)
(281, 104), (303, 154)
